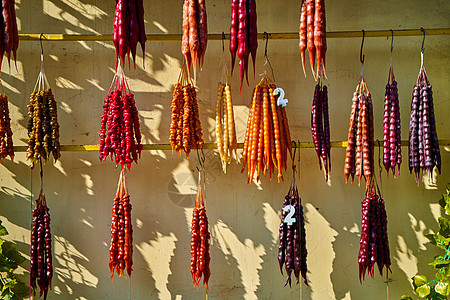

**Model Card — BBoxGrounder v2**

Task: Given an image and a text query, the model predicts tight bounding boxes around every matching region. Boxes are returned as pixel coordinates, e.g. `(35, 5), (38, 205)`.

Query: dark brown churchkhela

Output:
(311, 79), (330, 181)
(277, 173), (308, 286)
(408, 65), (441, 184)
(30, 189), (53, 299)
(26, 89), (61, 163)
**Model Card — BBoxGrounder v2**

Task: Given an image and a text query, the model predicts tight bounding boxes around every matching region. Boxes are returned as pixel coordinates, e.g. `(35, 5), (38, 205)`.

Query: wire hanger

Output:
(33, 33), (50, 93)
(196, 147), (205, 173)
(262, 32), (276, 82)
(360, 30), (365, 77)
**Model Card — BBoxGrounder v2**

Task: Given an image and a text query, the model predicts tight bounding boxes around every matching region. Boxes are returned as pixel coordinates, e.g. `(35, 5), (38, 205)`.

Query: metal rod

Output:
(11, 140), (450, 152)
(18, 28), (450, 42)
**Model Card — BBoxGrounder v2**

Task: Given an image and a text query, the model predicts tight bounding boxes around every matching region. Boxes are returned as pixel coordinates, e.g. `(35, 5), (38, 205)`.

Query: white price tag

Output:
(274, 87), (288, 107)
(283, 205), (296, 226)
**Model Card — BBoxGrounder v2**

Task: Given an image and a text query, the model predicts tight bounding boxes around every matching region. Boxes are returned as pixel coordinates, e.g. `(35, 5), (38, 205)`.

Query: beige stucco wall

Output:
(0, 0), (449, 299)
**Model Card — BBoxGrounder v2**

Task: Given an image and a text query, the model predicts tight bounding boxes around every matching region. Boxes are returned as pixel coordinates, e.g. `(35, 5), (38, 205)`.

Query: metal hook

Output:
(360, 30), (365, 64)
(264, 32), (269, 58)
(196, 147), (205, 172)
(420, 27), (425, 54)
(222, 32), (225, 53)
(39, 33), (45, 55)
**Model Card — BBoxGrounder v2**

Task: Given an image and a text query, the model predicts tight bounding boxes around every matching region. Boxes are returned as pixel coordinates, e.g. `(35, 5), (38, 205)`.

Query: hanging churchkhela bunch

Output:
(113, 0), (147, 68)
(277, 166), (308, 287)
(408, 64), (440, 184)
(215, 51), (238, 173)
(189, 172), (211, 289)
(358, 185), (391, 283)
(30, 189), (53, 299)
(182, 0), (208, 79)
(169, 64), (204, 157)
(26, 56), (61, 163)
(1, 0), (19, 68)
(229, 0), (257, 91)
(99, 62), (143, 170)
(344, 78), (374, 186)
(299, 0), (327, 80)
(310, 79), (330, 181)
(216, 82), (238, 173)
(383, 65), (401, 175)
(0, 87), (14, 162)
(109, 170), (133, 279)
(241, 75), (292, 183)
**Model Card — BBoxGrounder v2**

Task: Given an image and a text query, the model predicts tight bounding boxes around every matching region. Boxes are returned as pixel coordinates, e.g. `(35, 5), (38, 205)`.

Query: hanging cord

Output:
(360, 30), (365, 77)
(261, 32), (276, 82)
(420, 27), (425, 69)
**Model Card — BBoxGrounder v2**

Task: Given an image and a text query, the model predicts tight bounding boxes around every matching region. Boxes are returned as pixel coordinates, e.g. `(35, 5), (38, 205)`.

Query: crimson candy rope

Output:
(99, 63), (142, 170)
(113, 0), (147, 69)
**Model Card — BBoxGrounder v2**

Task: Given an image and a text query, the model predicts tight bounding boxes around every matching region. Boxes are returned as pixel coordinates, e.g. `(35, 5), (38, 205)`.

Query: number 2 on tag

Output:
(274, 87), (288, 107)
(283, 205), (296, 226)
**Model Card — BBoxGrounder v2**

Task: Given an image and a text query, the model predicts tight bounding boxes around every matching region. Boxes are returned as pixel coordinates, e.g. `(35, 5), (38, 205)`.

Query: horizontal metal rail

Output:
(11, 140), (450, 152)
(18, 28), (450, 42)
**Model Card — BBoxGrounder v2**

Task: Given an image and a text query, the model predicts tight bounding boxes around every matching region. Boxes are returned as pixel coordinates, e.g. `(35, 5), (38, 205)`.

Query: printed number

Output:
(283, 205), (296, 226)
(274, 87), (288, 107)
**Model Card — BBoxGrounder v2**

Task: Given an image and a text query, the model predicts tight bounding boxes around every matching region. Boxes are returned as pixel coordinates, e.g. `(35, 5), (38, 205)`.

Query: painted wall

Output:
(0, 0), (449, 299)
